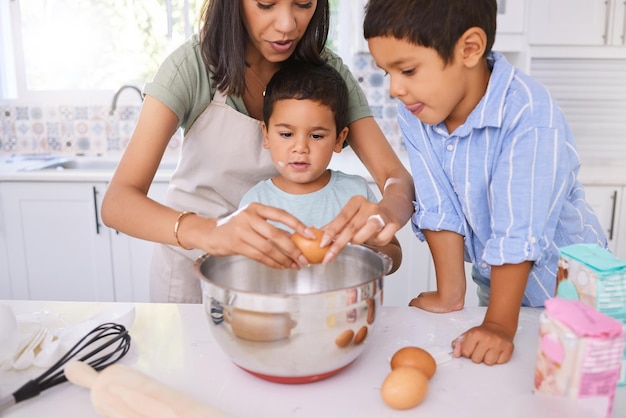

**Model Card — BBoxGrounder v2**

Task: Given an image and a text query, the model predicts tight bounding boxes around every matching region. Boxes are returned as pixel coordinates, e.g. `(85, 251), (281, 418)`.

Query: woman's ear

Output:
(334, 127), (349, 153)
(457, 27), (487, 68)
(262, 122), (270, 149)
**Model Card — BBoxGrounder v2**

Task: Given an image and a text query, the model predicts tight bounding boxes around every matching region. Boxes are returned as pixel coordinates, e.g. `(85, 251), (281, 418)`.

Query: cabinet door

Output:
(383, 222), (433, 307)
(1, 182), (114, 301)
(584, 185), (622, 254)
(110, 182), (169, 302)
(0, 185), (12, 298)
(610, 0), (626, 46)
(615, 186), (626, 260)
(497, 0), (526, 33)
(528, 0), (610, 45)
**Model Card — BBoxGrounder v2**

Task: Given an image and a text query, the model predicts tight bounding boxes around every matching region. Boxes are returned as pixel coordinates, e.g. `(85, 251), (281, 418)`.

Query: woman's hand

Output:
(319, 195), (400, 263)
(197, 203), (312, 269)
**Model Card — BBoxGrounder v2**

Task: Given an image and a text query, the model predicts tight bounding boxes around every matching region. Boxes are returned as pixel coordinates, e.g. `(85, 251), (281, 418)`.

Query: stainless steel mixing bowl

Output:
(195, 244), (390, 384)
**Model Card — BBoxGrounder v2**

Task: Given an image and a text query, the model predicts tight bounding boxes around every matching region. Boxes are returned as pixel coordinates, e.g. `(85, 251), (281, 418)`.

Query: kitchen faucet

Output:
(109, 84), (144, 115)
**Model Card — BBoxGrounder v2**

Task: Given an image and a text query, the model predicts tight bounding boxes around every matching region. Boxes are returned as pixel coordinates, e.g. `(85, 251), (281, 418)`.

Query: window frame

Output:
(0, 0), (359, 106)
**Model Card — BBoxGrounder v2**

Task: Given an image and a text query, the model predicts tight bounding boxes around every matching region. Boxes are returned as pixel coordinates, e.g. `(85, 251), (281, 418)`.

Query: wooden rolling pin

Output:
(64, 361), (230, 418)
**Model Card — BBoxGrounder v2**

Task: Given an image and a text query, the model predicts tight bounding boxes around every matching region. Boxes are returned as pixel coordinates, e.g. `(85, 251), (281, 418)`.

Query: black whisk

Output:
(0, 322), (131, 412)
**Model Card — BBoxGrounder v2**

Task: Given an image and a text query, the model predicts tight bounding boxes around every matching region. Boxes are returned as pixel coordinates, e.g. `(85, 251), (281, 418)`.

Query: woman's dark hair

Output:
(199, 0), (330, 97)
(263, 61), (349, 134)
(363, 0), (496, 64)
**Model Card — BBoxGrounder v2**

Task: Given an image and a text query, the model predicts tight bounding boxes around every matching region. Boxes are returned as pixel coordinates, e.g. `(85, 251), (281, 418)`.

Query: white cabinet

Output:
(0, 188), (12, 299)
(497, 0), (526, 33)
(617, 188), (626, 260)
(0, 180), (170, 302)
(110, 182), (169, 302)
(528, 0), (626, 46)
(0, 182), (115, 301)
(383, 222), (433, 307)
(584, 185), (624, 256)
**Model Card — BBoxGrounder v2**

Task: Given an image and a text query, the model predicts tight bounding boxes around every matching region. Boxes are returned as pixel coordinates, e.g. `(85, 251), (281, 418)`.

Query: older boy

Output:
(364, 0), (606, 364)
(239, 61), (402, 272)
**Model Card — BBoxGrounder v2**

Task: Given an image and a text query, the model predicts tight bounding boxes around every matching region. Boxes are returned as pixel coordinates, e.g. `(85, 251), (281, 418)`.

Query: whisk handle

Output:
(0, 379), (43, 411)
(12, 379), (42, 403)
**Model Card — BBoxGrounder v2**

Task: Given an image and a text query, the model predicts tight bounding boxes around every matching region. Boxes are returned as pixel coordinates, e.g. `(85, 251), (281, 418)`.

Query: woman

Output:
(101, 0), (415, 303)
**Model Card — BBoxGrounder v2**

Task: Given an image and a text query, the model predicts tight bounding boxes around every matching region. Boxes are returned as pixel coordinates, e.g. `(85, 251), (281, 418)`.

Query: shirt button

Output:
(481, 262), (487, 268)
(446, 144), (454, 151)
(530, 236), (537, 244)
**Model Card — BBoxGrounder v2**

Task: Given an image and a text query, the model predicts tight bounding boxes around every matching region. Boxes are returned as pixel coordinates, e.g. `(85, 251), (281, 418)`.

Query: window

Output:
(0, 0), (350, 105)
(1, 0), (202, 104)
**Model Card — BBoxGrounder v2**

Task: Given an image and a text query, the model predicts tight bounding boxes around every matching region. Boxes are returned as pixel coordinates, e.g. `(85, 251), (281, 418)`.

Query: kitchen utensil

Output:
(195, 244), (390, 384)
(11, 327), (48, 370)
(0, 304), (19, 365)
(64, 361), (230, 418)
(0, 322), (131, 413)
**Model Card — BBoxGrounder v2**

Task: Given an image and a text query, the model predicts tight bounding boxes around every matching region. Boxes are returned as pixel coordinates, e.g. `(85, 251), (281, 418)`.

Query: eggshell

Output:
(291, 228), (328, 264)
(390, 346), (437, 379)
(381, 367), (429, 409)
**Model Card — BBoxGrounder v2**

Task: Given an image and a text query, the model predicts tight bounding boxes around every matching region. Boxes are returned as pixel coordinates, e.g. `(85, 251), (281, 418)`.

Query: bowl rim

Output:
(194, 243), (388, 296)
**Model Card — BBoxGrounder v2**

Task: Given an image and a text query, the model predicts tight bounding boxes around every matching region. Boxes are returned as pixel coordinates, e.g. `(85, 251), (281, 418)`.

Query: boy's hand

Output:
(451, 321), (515, 365)
(451, 261), (532, 365)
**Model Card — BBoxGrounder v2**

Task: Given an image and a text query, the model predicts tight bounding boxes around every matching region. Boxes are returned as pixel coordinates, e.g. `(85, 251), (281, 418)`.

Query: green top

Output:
(144, 34), (372, 134)
(560, 243), (626, 273)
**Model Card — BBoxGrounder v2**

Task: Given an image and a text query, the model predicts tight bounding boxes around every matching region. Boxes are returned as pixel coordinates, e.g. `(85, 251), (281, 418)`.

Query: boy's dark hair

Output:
(363, 0), (497, 64)
(263, 62), (349, 134)
(200, 0), (329, 97)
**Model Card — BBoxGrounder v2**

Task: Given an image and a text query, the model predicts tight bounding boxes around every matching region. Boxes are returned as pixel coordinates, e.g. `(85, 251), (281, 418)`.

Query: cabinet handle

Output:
(622, 1), (626, 45)
(603, 0), (611, 44)
(608, 190), (618, 241)
(92, 186), (101, 235)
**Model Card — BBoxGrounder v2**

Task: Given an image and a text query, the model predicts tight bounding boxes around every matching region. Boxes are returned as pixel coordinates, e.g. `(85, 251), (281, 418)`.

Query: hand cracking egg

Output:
(291, 227), (328, 264)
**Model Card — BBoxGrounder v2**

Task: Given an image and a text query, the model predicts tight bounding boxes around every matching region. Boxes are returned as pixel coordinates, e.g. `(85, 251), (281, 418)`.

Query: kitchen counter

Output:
(1, 151), (625, 186)
(1, 300), (623, 418)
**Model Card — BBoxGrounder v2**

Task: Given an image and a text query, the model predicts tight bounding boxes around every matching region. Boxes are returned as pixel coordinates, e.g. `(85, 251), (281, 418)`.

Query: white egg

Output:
(0, 304), (19, 365)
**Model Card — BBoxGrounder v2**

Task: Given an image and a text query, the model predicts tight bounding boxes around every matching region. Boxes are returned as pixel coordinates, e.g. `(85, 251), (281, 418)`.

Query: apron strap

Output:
(212, 88), (228, 104)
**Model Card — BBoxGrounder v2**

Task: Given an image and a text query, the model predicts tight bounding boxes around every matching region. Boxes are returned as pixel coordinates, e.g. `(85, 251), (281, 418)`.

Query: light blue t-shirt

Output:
(398, 51), (607, 307)
(239, 169), (377, 231)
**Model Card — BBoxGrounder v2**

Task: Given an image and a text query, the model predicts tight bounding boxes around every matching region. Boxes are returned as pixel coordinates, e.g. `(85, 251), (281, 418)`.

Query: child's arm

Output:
(452, 261), (532, 365)
(409, 230), (466, 312)
(364, 235), (402, 275)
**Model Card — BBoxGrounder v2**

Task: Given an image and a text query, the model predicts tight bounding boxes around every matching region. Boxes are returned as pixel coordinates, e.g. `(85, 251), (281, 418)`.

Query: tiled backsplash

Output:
(0, 53), (403, 157)
(0, 104), (183, 158)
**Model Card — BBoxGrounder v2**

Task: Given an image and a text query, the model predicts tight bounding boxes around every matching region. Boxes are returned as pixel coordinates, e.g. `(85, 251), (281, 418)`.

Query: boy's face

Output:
(368, 36), (471, 131)
(262, 98), (348, 194)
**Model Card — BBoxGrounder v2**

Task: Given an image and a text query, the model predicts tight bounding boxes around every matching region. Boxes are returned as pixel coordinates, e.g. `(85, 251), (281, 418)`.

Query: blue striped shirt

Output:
(398, 51), (607, 307)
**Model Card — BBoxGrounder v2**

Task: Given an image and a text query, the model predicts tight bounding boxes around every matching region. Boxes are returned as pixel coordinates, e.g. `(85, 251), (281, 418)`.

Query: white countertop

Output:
(1, 151), (625, 186)
(0, 300), (623, 418)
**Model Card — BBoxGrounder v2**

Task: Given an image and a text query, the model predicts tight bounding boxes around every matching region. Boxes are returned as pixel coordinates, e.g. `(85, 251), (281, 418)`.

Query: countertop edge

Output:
(1, 151), (625, 186)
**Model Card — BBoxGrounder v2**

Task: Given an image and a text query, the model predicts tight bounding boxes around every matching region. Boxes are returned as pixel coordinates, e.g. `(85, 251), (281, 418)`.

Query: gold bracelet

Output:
(174, 211), (196, 250)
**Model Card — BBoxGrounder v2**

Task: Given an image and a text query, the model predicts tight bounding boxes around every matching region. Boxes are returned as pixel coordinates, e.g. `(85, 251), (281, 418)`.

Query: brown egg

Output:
(381, 367), (429, 409)
(390, 346), (437, 379)
(291, 227), (328, 264)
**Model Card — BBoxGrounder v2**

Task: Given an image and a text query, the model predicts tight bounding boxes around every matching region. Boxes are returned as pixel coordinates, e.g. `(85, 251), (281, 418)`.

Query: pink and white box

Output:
(534, 298), (625, 418)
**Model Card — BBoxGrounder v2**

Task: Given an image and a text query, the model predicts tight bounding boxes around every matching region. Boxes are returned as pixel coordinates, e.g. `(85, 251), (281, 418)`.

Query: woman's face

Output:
(242, 0), (317, 63)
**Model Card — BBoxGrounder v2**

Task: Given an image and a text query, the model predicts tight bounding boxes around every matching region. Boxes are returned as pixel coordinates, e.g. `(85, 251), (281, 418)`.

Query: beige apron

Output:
(150, 89), (277, 303)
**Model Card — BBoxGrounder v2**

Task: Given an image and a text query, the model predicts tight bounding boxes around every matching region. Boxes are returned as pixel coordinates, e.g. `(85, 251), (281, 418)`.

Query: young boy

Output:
(363, 0), (607, 365)
(239, 61), (402, 273)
